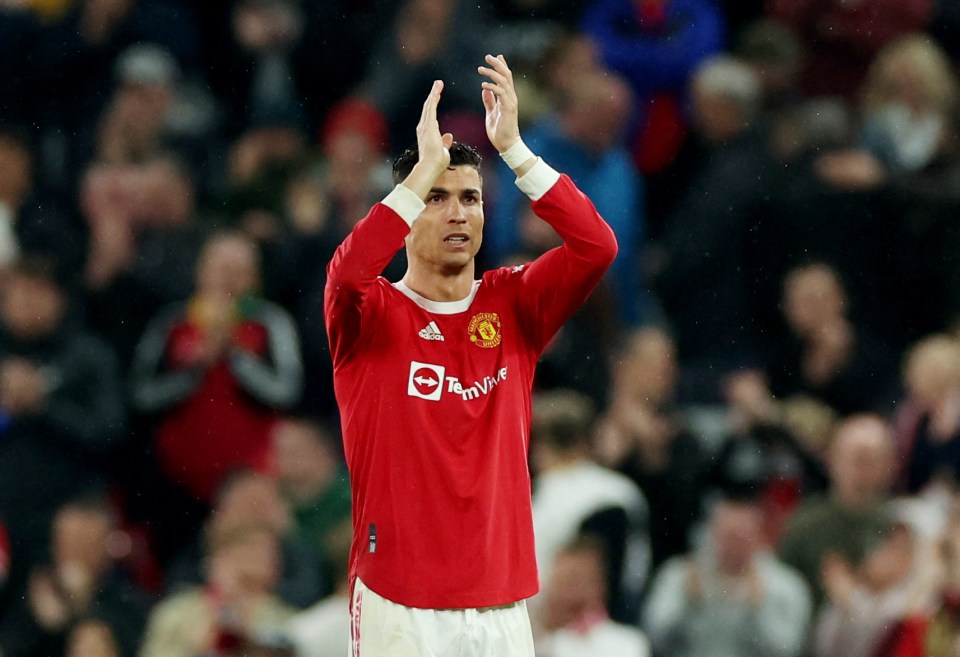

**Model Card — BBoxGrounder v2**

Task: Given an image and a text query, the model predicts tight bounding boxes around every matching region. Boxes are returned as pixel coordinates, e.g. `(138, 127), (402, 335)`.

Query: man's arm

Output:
(324, 81), (452, 363)
(513, 166), (618, 351)
(479, 55), (618, 350)
(229, 302), (304, 409)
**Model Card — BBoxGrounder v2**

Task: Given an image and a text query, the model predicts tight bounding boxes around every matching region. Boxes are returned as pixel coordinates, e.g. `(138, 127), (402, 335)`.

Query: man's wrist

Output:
(499, 138), (535, 170)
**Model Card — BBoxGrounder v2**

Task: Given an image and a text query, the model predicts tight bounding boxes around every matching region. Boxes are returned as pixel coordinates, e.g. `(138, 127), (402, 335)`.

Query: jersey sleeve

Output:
(324, 185), (423, 363)
(512, 159), (619, 351)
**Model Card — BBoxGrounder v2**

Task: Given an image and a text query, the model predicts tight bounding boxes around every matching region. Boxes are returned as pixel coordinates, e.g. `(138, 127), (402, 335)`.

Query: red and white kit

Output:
(325, 160), (617, 611)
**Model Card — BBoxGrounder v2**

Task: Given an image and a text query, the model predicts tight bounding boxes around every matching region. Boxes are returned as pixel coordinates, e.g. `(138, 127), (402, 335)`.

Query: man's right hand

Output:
(402, 81), (454, 200)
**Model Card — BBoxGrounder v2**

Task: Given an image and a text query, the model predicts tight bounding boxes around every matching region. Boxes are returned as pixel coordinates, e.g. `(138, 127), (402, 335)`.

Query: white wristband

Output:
(499, 138), (536, 170)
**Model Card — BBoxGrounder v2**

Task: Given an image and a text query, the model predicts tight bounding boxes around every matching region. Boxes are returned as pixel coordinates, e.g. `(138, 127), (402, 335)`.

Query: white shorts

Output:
(349, 578), (535, 657)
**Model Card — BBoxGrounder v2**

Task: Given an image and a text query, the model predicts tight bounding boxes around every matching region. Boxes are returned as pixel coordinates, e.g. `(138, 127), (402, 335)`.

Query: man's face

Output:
(2, 274), (64, 340)
(406, 165), (483, 273)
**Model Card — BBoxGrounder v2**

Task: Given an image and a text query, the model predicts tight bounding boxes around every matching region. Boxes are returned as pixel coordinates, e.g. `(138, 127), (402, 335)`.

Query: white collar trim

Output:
(393, 280), (480, 314)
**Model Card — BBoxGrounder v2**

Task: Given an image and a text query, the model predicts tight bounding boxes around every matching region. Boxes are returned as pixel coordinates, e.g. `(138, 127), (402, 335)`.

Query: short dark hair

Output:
(392, 142), (483, 185)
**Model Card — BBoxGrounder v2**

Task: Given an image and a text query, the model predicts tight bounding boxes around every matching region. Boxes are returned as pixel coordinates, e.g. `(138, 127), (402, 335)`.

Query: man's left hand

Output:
(479, 54), (521, 154)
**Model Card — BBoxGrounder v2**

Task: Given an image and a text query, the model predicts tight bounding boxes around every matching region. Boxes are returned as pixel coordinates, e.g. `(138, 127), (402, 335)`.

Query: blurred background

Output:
(3, 0), (960, 655)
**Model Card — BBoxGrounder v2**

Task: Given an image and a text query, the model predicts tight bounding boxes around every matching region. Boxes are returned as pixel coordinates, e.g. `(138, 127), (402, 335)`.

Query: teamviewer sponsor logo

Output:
(407, 361), (508, 402)
(408, 361), (445, 401)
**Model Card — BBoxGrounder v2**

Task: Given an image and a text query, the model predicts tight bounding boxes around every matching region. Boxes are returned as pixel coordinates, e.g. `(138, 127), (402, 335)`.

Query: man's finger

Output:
(420, 80), (444, 126)
(485, 53), (513, 80)
(477, 66), (509, 89)
(481, 88), (496, 114)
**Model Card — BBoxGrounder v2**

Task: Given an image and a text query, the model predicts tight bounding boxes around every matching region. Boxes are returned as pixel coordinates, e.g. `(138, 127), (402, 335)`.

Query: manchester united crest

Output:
(468, 312), (502, 348)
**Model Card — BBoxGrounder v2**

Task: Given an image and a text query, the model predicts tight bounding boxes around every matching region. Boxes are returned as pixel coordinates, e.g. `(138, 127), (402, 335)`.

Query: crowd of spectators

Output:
(3, 0), (960, 655)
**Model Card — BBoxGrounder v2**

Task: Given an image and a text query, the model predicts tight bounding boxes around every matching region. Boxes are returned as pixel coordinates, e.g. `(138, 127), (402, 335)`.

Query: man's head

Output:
(557, 71), (633, 155)
(530, 389), (596, 473)
(827, 414), (895, 509)
(903, 334), (960, 409)
(612, 326), (678, 408)
(542, 535), (609, 631)
(1, 255), (67, 341)
(272, 417), (341, 503)
(211, 469), (290, 535)
(782, 262), (847, 337)
(691, 55), (761, 144)
(709, 496), (766, 577)
(51, 494), (119, 581)
(204, 521), (281, 596)
(195, 231), (261, 299)
(393, 142), (485, 275)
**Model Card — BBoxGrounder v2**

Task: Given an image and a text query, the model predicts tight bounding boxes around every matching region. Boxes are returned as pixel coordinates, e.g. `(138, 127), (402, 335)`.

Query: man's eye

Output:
(430, 195), (444, 203)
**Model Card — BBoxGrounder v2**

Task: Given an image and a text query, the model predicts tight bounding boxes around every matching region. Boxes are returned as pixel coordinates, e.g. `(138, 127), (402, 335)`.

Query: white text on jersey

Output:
(407, 361), (507, 402)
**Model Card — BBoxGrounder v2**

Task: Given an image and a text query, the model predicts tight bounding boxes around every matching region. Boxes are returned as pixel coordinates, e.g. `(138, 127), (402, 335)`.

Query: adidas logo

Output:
(418, 321), (445, 341)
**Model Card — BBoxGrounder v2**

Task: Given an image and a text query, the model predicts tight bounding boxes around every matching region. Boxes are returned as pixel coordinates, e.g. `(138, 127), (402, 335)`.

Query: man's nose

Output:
(448, 199), (467, 223)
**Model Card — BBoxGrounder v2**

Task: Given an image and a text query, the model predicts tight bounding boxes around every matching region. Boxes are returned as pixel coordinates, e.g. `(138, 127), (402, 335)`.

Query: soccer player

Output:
(324, 53), (618, 656)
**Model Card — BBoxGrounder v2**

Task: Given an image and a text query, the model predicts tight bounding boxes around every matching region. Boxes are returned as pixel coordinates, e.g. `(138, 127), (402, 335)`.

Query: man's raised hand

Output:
(417, 80), (453, 173)
(478, 54), (521, 154)
(402, 80), (454, 200)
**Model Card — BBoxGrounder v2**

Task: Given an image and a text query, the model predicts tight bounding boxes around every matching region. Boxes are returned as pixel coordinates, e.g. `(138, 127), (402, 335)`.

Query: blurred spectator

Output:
(130, 231), (302, 503)
(778, 414), (897, 603)
(227, 0), (306, 130)
(0, 126), (82, 275)
(857, 34), (960, 340)
(94, 43), (217, 175)
(65, 619), (126, 657)
(26, 0), (202, 188)
(767, 0), (934, 100)
(813, 502), (933, 657)
(922, 497), (960, 656)
(82, 154), (206, 363)
(272, 418), (351, 583)
(139, 522), (295, 657)
(316, 98), (393, 241)
(96, 43), (179, 165)
(749, 151), (907, 352)
(530, 389), (650, 624)
(0, 495), (149, 657)
(860, 34), (956, 176)
(594, 326), (706, 568)
(285, 518), (352, 657)
(165, 470), (325, 611)
(643, 494), (811, 657)
(489, 69), (646, 325)
(527, 32), (606, 118)
(705, 370), (829, 543)
(530, 278), (619, 408)
(485, 1), (588, 75)
(650, 56), (777, 398)
(733, 19), (806, 112)
(580, 0), (725, 174)
(199, 0), (384, 137)
(0, 255), (125, 602)
(895, 334), (960, 494)
(360, 0), (489, 147)
(767, 263), (899, 415)
(536, 536), (651, 657)
(220, 119), (309, 244)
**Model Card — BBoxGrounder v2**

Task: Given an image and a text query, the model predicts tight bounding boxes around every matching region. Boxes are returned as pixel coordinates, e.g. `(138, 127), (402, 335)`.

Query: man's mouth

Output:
(444, 233), (469, 244)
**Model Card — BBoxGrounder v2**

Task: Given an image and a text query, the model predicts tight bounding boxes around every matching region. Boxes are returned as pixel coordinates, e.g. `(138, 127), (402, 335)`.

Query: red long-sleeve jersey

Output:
(324, 160), (617, 609)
